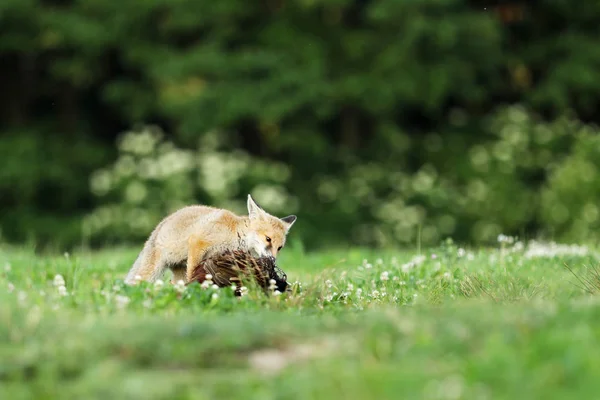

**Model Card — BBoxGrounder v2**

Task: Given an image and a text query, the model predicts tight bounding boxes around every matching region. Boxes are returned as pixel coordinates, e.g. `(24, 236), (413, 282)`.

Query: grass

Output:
(2, 238), (600, 399)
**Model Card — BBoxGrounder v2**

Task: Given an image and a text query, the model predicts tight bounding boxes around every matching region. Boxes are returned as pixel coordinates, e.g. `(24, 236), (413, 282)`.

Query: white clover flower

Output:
(365, 263), (373, 269)
(53, 274), (65, 288)
(154, 279), (165, 289)
(273, 290), (282, 296)
(112, 284), (121, 292)
(239, 286), (249, 296)
(401, 254), (426, 273)
(201, 280), (211, 289)
(205, 274), (213, 280)
(17, 291), (27, 305)
(57, 285), (68, 297)
(371, 290), (380, 299)
(497, 234), (515, 244)
(7, 282), (15, 293)
(443, 272), (452, 279)
(174, 280), (186, 293)
(269, 279), (277, 291)
(211, 293), (219, 300)
(133, 275), (142, 284)
(115, 295), (130, 309)
(380, 271), (389, 281)
(325, 280), (333, 288)
(431, 254), (437, 259)
(376, 258), (383, 265)
(347, 283), (354, 291)
(457, 248), (466, 258)
(524, 241), (588, 259)
(211, 284), (219, 290)
(392, 276), (399, 281)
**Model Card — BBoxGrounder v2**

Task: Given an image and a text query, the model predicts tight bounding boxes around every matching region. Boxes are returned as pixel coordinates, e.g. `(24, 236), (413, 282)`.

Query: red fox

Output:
(125, 195), (297, 284)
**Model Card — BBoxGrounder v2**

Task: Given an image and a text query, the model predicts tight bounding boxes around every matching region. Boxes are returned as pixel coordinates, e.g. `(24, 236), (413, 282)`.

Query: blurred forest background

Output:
(1, 0), (600, 251)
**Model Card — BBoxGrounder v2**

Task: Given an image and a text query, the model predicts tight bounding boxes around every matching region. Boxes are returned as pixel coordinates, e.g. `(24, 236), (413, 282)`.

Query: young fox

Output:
(125, 195), (297, 284)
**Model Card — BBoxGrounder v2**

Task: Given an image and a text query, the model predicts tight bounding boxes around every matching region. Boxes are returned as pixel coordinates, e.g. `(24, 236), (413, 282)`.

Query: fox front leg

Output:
(185, 235), (212, 283)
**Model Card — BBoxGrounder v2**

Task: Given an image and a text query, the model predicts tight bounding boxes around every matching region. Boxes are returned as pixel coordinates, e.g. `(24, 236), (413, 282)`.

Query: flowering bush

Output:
(83, 126), (297, 245)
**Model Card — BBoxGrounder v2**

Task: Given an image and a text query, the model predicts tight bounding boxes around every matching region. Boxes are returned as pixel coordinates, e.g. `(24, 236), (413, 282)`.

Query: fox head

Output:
(245, 194), (296, 259)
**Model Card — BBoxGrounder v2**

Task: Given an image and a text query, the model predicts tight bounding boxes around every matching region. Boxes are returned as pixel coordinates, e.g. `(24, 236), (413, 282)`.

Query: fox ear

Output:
(281, 215), (297, 230)
(247, 194), (265, 220)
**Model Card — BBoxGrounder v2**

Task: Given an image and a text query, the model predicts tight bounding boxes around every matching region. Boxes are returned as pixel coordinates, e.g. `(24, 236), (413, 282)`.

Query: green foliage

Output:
(541, 130), (600, 241)
(83, 126), (296, 245)
(3, 0), (600, 248)
(2, 241), (600, 398)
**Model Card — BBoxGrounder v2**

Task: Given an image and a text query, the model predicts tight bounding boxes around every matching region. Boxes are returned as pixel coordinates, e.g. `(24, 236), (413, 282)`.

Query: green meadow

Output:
(2, 238), (600, 399)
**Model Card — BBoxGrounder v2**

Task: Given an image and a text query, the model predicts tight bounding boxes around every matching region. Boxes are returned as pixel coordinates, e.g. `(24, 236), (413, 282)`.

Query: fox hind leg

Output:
(130, 246), (169, 283)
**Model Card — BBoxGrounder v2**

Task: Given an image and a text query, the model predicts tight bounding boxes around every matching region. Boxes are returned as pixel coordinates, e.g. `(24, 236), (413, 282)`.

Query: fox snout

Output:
(250, 246), (271, 258)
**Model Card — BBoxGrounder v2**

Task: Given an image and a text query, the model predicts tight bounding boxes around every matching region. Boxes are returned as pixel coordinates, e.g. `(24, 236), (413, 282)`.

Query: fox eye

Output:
(277, 246), (282, 251)
(265, 236), (271, 243)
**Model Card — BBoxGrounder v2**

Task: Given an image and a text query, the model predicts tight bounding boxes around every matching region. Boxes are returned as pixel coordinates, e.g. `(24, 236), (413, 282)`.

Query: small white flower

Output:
(347, 283), (354, 291)
(58, 285), (68, 297)
(143, 299), (152, 309)
(376, 258), (383, 265)
(205, 274), (213, 280)
(7, 282), (15, 293)
(201, 280), (211, 289)
(443, 272), (452, 279)
(380, 271), (389, 281)
(371, 290), (380, 299)
(431, 254), (437, 259)
(211, 293), (219, 300)
(239, 286), (249, 296)
(174, 280), (186, 293)
(4, 263), (11, 272)
(273, 290), (282, 296)
(365, 263), (373, 269)
(115, 295), (130, 309)
(268, 279), (277, 291)
(53, 274), (65, 288)
(17, 291), (27, 304)
(211, 284), (219, 290)
(154, 279), (164, 289)
(457, 248), (466, 257)
(325, 280), (333, 288)
(133, 275), (142, 284)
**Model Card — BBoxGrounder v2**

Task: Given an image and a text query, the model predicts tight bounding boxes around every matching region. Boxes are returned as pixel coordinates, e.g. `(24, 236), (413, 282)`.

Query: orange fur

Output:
(125, 195), (296, 284)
